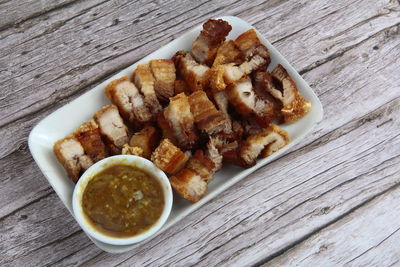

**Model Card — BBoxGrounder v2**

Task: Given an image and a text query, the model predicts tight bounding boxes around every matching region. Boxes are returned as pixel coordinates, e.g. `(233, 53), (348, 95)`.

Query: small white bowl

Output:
(72, 155), (173, 246)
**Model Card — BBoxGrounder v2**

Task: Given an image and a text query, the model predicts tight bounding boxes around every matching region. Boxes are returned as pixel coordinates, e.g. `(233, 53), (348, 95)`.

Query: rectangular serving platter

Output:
(28, 16), (323, 253)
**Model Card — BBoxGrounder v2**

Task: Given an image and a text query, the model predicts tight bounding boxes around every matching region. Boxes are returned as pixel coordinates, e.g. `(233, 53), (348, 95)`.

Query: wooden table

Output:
(1, 0), (399, 266)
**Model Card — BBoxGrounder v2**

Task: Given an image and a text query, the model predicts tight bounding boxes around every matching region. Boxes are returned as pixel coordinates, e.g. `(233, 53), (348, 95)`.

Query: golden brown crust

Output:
(240, 124), (289, 166)
(188, 91), (230, 135)
(173, 51), (210, 92)
(73, 119), (108, 162)
(186, 150), (216, 183)
(53, 136), (93, 183)
(156, 113), (178, 145)
(270, 64), (311, 123)
(209, 40), (244, 92)
(235, 29), (261, 54)
(253, 71), (283, 125)
(151, 139), (189, 175)
(132, 64), (162, 114)
(149, 59), (176, 101)
(121, 144), (144, 157)
(93, 104), (129, 154)
(163, 93), (198, 149)
(129, 125), (161, 159)
(192, 19), (232, 66)
(174, 80), (191, 95)
(169, 169), (207, 202)
(212, 40), (244, 67)
(105, 76), (152, 125)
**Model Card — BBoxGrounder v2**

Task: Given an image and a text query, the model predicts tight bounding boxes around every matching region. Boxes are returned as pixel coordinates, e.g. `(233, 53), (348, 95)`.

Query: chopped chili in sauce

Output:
(82, 164), (164, 237)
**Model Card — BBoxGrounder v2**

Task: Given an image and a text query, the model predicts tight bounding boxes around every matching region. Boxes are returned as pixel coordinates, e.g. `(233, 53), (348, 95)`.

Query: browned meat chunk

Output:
(53, 136), (93, 183)
(227, 77), (275, 126)
(105, 77), (151, 125)
(192, 19), (232, 66)
(132, 64), (163, 114)
(74, 119), (108, 162)
(156, 113), (178, 145)
(253, 71), (283, 123)
(151, 138), (190, 175)
(163, 93), (198, 149)
(174, 80), (191, 95)
(268, 64), (311, 123)
(121, 144), (144, 157)
(149, 59), (176, 101)
(173, 51), (210, 92)
(169, 169), (207, 202)
(94, 104), (129, 154)
(129, 125), (161, 159)
(239, 124), (289, 166)
(235, 29), (271, 64)
(188, 91), (230, 135)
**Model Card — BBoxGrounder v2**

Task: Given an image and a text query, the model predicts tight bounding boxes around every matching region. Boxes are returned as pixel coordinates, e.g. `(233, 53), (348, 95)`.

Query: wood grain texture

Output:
(1, 0), (399, 266)
(265, 186), (400, 266)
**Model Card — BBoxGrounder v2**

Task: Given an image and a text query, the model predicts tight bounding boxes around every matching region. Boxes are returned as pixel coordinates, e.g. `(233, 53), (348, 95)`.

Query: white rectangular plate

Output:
(29, 16), (323, 253)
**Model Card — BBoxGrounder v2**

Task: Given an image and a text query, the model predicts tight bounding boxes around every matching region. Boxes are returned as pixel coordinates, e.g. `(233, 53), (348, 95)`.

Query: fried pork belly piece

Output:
(188, 91), (230, 135)
(164, 93), (198, 149)
(132, 64), (162, 114)
(186, 150), (216, 183)
(211, 90), (233, 133)
(157, 113), (178, 145)
(208, 29), (271, 90)
(192, 19), (232, 66)
(235, 29), (270, 63)
(169, 169), (207, 203)
(205, 135), (249, 167)
(218, 140), (248, 167)
(173, 51), (210, 92)
(206, 137), (223, 172)
(73, 119), (108, 162)
(209, 41), (244, 91)
(227, 77), (275, 126)
(212, 40), (243, 67)
(122, 144), (143, 157)
(105, 77), (151, 124)
(210, 52), (269, 91)
(253, 71), (283, 122)
(174, 80), (191, 95)
(239, 124), (289, 166)
(151, 138), (189, 175)
(223, 54), (268, 84)
(149, 59), (176, 101)
(129, 125), (160, 159)
(94, 104), (129, 154)
(267, 64), (311, 123)
(53, 136), (93, 183)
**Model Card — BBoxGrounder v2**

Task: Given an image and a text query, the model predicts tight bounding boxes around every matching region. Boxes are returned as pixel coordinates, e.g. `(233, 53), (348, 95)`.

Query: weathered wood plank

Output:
(264, 186), (400, 267)
(0, 0), (79, 31)
(0, 193), (101, 266)
(1, 1), (398, 222)
(1, 0), (399, 265)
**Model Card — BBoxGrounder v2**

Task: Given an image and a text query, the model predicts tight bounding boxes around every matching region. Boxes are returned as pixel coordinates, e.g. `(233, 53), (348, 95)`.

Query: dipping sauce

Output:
(82, 164), (164, 237)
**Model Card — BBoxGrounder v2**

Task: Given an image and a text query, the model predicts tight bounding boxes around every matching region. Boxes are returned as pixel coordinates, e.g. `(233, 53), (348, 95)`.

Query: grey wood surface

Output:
(1, 0), (399, 266)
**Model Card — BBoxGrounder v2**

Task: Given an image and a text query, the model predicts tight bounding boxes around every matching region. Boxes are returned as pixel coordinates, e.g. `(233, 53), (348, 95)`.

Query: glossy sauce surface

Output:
(82, 164), (164, 237)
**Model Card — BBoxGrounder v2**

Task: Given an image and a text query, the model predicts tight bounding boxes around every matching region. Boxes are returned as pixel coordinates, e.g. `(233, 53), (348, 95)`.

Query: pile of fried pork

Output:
(54, 19), (311, 202)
